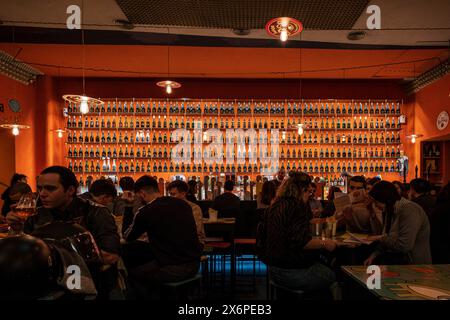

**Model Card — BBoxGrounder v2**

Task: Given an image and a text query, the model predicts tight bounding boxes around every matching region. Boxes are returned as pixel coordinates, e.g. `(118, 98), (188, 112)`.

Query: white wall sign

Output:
(437, 111), (449, 130)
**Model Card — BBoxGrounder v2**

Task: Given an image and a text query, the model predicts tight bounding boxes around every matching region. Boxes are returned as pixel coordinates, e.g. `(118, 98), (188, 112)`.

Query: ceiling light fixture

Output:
(0, 50), (43, 85)
(265, 17), (303, 42)
(347, 31), (366, 41)
(62, 28), (104, 113)
(114, 19), (135, 30)
(157, 28), (181, 94)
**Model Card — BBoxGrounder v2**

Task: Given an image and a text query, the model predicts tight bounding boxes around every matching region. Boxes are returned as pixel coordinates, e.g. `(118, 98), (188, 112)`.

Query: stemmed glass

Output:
(9, 192), (37, 236)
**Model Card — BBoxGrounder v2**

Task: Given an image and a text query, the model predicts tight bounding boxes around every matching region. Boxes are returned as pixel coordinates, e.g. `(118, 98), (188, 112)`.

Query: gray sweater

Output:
(379, 198), (431, 264)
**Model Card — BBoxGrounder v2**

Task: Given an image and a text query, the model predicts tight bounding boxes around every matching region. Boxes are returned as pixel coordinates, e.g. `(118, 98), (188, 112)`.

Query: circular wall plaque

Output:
(437, 110), (449, 131)
(8, 99), (20, 113)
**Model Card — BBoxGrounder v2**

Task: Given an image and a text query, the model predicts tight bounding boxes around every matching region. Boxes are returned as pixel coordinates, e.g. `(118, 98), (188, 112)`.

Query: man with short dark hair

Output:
(124, 175), (202, 289)
(211, 179), (240, 218)
(340, 175), (382, 234)
(167, 180), (205, 249)
(16, 166), (120, 299)
(409, 178), (436, 219)
(88, 179), (118, 207)
(113, 176), (139, 217)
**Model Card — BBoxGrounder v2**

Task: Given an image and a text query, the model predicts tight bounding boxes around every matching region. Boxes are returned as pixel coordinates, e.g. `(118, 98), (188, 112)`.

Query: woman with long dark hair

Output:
(257, 180), (277, 209)
(257, 171), (339, 296)
(364, 181), (431, 265)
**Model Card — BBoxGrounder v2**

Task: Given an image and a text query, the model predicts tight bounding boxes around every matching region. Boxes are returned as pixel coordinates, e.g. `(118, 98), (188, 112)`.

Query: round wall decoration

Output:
(437, 110), (449, 130)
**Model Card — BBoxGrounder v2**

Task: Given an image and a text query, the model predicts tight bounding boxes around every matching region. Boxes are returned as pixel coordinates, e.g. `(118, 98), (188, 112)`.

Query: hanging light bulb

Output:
(297, 124), (304, 135)
(80, 95), (89, 114)
(280, 28), (288, 42)
(57, 130), (64, 138)
(407, 133), (422, 144)
(282, 131), (286, 140)
(157, 80), (181, 94)
(12, 125), (19, 136)
(203, 131), (208, 142)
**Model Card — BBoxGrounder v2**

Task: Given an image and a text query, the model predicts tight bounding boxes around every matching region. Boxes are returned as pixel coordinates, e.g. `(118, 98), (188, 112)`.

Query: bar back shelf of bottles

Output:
(64, 98), (404, 187)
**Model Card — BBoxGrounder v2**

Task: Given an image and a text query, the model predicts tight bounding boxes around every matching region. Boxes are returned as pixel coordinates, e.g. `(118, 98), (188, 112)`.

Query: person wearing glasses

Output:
(339, 176), (383, 235)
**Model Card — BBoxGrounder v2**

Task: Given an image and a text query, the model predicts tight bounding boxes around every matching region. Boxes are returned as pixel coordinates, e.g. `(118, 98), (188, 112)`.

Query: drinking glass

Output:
(9, 192), (37, 236)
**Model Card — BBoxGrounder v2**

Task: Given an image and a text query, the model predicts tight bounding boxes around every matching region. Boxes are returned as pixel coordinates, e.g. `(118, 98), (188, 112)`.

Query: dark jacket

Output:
(257, 197), (314, 269)
(412, 194), (436, 220)
(125, 196), (202, 266)
(24, 197), (121, 256)
(24, 197), (121, 299)
(1, 187), (11, 216)
(211, 192), (240, 218)
(430, 200), (450, 264)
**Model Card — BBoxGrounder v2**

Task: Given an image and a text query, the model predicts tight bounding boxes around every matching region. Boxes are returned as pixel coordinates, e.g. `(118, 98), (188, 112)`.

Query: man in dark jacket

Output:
(409, 178), (436, 219)
(124, 175), (202, 288)
(211, 179), (240, 218)
(8, 166), (121, 299)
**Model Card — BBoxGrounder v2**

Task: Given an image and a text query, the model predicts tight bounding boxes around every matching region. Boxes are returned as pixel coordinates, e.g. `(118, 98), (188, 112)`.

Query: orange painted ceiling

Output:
(0, 43), (447, 79)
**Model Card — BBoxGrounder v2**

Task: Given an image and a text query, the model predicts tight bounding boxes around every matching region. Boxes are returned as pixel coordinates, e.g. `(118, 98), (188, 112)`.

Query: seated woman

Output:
(257, 171), (339, 297)
(364, 181), (431, 265)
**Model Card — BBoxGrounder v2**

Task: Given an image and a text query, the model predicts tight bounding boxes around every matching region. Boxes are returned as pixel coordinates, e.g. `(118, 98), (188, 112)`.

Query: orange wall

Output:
(412, 73), (450, 184)
(0, 75), (38, 190)
(0, 75), (66, 191)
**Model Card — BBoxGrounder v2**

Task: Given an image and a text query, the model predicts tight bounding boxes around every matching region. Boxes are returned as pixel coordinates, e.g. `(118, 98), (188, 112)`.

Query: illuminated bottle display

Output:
(65, 99), (403, 183)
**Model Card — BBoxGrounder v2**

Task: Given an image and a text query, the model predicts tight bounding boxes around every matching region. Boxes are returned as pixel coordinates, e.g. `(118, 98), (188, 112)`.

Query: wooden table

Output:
(341, 264), (450, 300)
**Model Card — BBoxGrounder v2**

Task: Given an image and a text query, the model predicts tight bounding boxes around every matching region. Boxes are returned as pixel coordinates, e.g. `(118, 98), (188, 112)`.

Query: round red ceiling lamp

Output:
(156, 80), (181, 94)
(265, 17), (303, 42)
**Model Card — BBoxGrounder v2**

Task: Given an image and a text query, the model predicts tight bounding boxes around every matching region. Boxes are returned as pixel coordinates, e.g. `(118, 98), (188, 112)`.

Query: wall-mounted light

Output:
(51, 129), (66, 139)
(0, 123), (30, 136)
(407, 133), (423, 144)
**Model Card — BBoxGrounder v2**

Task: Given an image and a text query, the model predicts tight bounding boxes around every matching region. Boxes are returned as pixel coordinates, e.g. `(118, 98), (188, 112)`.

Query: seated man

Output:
(167, 180), (206, 250)
(88, 179), (118, 208)
(8, 166), (121, 299)
(112, 176), (136, 216)
(124, 176), (202, 290)
(211, 180), (240, 218)
(340, 176), (383, 235)
(409, 178), (436, 220)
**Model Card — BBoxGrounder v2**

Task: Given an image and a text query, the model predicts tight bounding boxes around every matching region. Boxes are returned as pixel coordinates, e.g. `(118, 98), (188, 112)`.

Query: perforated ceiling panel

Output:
(116, 0), (370, 30)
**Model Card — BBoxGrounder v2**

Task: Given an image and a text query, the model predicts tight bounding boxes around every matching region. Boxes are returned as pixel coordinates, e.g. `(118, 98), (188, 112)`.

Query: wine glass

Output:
(10, 192), (37, 236)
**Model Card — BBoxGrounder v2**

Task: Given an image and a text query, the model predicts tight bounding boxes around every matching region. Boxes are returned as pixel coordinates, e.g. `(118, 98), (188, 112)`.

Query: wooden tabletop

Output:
(342, 264), (450, 300)
(202, 218), (236, 224)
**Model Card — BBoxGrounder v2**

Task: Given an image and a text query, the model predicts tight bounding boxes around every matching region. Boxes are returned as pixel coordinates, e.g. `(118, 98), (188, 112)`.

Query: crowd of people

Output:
(0, 166), (449, 300)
